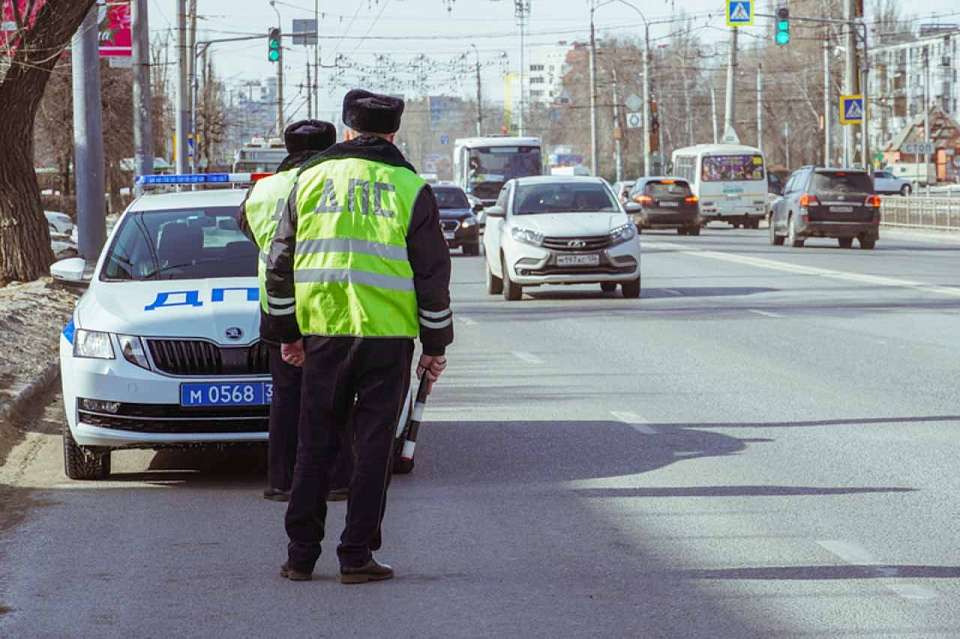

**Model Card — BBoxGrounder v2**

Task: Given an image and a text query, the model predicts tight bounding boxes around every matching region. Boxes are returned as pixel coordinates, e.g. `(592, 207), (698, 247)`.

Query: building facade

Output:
(524, 42), (574, 105)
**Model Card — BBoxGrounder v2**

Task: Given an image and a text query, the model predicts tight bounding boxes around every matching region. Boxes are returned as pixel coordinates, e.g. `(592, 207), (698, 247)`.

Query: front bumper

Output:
(442, 220), (480, 248)
(503, 237), (641, 286)
(61, 336), (269, 449)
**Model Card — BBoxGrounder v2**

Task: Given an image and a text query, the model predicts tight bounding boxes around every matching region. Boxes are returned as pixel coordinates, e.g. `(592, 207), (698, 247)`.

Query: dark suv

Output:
(434, 184), (481, 255)
(625, 177), (701, 235)
(769, 167), (881, 250)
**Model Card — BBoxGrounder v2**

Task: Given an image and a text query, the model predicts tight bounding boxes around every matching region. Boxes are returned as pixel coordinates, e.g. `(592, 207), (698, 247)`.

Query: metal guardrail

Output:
(880, 196), (960, 231)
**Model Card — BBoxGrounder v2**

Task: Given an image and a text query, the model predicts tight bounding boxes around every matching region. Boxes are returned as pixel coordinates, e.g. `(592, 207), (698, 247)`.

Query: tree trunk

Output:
(0, 0), (97, 282)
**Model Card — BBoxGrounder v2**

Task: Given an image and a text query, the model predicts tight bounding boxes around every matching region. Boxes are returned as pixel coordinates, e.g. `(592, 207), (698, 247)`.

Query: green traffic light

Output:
(777, 20), (789, 30)
(776, 31), (790, 45)
(268, 49), (281, 62)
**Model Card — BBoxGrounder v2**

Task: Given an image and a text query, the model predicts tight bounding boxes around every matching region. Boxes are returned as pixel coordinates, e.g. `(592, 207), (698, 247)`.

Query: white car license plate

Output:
(180, 382), (273, 407)
(831, 206), (853, 213)
(659, 201), (679, 207)
(557, 254), (600, 267)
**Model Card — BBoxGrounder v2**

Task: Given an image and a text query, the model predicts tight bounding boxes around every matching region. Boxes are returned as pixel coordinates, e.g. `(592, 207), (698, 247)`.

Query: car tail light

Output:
(684, 195), (699, 204)
(799, 194), (820, 208)
(634, 195), (654, 206)
(865, 195), (882, 208)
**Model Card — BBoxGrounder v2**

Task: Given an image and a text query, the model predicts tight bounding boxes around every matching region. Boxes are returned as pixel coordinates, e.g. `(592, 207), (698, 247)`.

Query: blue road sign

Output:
(440, 134), (449, 145)
(840, 94), (864, 125)
(727, 1), (753, 27)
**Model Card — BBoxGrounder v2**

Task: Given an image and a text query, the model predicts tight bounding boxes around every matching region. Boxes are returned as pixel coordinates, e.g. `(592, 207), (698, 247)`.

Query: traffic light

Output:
(267, 28), (282, 63)
(775, 8), (790, 46)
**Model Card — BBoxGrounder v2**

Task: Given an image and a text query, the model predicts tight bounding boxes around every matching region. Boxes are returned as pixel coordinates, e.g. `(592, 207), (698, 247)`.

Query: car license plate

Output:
(443, 231), (455, 240)
(556, 254), (600, 267)
(180, 382), (273, 407)
(659, 201), (679, 207)
(831, 206), (854, 213)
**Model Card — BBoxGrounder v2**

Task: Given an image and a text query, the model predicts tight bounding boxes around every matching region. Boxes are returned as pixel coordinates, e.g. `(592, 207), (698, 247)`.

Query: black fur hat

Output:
(342, 89), (404, 134)
(283, 119), (336, 154)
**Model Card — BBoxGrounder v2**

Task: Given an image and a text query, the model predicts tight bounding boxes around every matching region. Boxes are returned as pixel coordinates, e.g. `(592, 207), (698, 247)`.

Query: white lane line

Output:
(645, 239), (960, 299)
(610, 410), (658, 434)
(749, 309), (784, 319)
(511, 351), (544, 365)
(663, 288), (684, 296)
(457, 316), (478, 326)
(816, 540), (939, 601)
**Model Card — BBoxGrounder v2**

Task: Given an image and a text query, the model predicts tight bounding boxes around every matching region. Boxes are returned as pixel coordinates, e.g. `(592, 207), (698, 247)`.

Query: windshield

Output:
(101, 206), (258, 281)
(433, 187), (470, 209)
(514, 182), (619, 215)
(812, 172), (873, 194)
(468, 146), (542, 192)
(702, 155), (765, 182)
(644, 180), (692, 198)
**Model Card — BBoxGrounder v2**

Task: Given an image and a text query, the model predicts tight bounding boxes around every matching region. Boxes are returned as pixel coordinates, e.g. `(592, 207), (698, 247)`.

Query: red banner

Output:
(0, 0), (46, 53)
(98, 0), (131, 57)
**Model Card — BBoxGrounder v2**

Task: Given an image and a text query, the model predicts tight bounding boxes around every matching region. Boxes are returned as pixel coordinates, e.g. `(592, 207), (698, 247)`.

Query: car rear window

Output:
(812, 172), (873, 194)
(644, 180), (692, 198)
(433, 187), (470, 209)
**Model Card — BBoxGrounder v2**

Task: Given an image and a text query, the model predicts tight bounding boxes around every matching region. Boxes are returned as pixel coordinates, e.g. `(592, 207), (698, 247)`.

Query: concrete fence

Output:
(881, 196), (960, 231)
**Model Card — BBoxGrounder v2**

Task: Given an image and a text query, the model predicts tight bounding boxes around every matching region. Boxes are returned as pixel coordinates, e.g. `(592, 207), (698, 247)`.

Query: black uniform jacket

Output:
(263, 136), (454, 356)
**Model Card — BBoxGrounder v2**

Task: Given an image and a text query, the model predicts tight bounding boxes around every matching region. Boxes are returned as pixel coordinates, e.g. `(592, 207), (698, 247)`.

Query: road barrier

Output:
(881, 196), (960, 231)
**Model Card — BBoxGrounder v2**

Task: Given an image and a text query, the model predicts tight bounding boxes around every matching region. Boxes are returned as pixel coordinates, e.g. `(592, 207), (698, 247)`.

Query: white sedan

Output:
(482, 176), (642, 301)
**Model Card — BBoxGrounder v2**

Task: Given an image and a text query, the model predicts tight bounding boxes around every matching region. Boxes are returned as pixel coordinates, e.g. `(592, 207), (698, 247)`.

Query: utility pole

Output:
(642, 22), (651, 176)
(612, 68), (622, 183)
(784, 120), (791, 169)
(923, 46), (930, 178)
(723, 26), (739, 142)
(72, 5), (106, 260)
(271, 1), (285, 135)
(471, 44), (483, 136)
(176, 0), (190, 173)
(843, 0), (856, 166)
(306, 56), (313, 119)
(710, 85), (718, 143)
(515, 0), (530, 136)
(756, 63), (763, 154)
(132, 0), (153, 182)
(187, 0), (197, 172)
(823, 38), (831, 167)
(589, 0), (598, 175)
(315, 0), (320, 120)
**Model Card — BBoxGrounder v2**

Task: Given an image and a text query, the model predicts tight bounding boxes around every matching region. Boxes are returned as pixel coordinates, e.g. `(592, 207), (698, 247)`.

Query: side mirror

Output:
(624, 202), (642, 214)
(51, 257), (92, 287)
(485, 206), (505, 219)
(472, 203), (484, 214)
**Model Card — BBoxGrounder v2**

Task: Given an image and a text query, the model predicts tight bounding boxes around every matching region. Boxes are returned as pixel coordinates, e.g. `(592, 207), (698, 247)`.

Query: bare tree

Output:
(0, 0), (96, 282)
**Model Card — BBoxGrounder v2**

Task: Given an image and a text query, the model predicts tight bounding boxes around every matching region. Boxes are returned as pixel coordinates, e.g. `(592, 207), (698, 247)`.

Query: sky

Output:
(147, 0), (960, 124)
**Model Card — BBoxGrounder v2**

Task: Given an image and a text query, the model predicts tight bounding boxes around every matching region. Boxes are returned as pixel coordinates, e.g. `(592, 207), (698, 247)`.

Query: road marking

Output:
(458, 316), (477, 326)
(663, 288), (684, 296)
(817, 540), (939, 601)
(646, 239), (960, 299)
(511, 351), (544, 365)
(610, 410), (658, 434)
(749, 309), (784, 319)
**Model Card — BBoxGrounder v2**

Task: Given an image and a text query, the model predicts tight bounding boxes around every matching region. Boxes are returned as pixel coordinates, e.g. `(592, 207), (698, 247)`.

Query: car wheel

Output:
(463, 242), (480, 256)
(788, 215), (804, 248)
(485, 260), (503, 295)
(600, 282), (617, 293)
(838, 237), (853, 249)
(900, 185), (911, 197)
(502, 256), (522, 301)
(62, 425), (110, 480)
(769, 216), (784, 245)
(859, 236), (877, 250)
(621, 277), (641, 299)
(688, 225), (701, 236)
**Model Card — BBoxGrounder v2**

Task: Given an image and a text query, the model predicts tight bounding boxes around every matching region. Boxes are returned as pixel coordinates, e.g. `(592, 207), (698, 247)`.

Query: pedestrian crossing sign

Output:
(726, 1), (753, 27)
(840, 94), (864, 125)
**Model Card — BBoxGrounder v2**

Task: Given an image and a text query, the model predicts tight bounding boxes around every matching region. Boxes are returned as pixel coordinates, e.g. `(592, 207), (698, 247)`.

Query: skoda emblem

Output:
(225, 327), (243, 341)
(567, 240), (587, 249)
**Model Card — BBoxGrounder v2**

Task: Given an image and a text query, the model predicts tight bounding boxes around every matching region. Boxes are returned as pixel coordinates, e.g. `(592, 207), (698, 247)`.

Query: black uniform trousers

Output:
(285, 335), (414, 571)
(267, 345), (353, 493)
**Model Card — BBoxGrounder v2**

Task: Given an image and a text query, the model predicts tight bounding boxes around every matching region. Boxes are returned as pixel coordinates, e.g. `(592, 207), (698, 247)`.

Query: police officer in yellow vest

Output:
(265, 90), (453, 584)
(238, 119), (337, 501)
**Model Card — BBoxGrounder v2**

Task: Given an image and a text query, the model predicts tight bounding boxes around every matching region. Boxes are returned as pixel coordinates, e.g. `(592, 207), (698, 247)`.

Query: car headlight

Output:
(117, 334), (150, 370)
(510, 226), (544, 246)
(461, 215), (478, 228)
(609, 223), (637, 245)
(73, 329), (115, 360)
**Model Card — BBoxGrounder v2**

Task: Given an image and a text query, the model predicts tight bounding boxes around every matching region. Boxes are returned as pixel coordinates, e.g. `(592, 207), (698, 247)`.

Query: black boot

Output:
(339, 558), (394, 584)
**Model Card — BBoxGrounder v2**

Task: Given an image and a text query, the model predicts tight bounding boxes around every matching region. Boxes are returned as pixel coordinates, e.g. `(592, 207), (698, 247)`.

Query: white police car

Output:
(53, 173), (273, 480)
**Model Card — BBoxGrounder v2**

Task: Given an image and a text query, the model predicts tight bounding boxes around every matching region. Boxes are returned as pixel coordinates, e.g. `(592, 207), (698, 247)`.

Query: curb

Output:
(0, 361), (60, 423)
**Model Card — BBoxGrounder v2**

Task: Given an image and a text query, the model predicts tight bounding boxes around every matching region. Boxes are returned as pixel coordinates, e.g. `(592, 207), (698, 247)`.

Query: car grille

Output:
(441, 220), (460, 232)
(147, 339), (270, 376)
(542, 235), (613, 251)
(78, 401), (268, 434)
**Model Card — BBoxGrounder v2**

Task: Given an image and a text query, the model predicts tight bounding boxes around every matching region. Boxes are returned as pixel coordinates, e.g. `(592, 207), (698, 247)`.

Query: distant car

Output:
(872, 169), (912, 196)
(482, 176), (641, 300)
(611, 180), (636, 205)
(45, 210), (74, 235)
(433, 184), (480, 256)
(624, 177), (701, 235)
(769, 167), (881, 250)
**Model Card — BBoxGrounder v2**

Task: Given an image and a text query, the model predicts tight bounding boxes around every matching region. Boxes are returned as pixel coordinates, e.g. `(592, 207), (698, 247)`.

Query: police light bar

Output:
(136, 173), (273, 189)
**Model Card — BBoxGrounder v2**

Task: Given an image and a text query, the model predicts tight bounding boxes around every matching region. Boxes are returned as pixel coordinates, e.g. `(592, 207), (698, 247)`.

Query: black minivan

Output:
(769, 167), (881, 250)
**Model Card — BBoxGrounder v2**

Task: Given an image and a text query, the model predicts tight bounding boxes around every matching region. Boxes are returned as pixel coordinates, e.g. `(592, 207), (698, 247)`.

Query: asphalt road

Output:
(2, 226), (960, 638)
